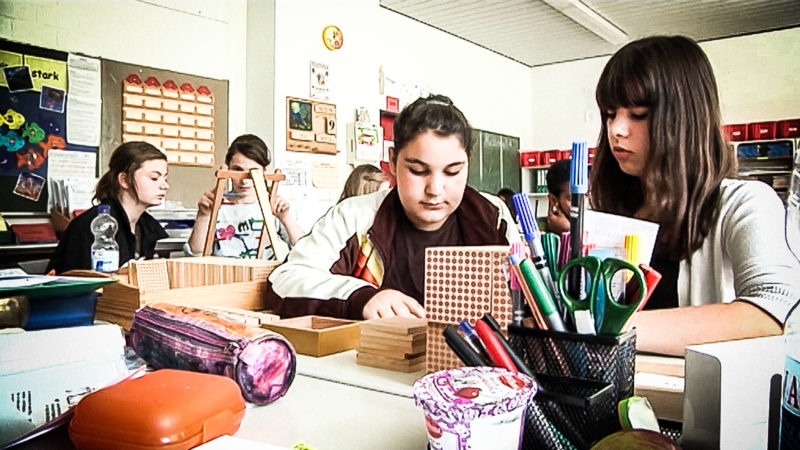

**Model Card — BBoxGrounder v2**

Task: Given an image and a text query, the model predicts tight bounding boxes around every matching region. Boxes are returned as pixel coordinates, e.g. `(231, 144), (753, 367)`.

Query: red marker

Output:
(474, 319), (517, 372)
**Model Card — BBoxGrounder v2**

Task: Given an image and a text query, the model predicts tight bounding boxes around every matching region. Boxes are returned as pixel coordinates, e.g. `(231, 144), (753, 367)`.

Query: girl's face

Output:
(606, 106), (651, 178)
(390, 130), (468, 231)
(228, 152), (265, 201)
(131, 159), (169, 207)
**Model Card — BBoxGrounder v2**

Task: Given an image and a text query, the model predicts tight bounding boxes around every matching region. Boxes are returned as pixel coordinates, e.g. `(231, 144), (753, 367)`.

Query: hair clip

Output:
(425, 99), (450, 106)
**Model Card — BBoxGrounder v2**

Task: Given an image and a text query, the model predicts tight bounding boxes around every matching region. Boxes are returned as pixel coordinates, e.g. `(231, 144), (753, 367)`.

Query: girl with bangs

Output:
(591, 35), (799, 355)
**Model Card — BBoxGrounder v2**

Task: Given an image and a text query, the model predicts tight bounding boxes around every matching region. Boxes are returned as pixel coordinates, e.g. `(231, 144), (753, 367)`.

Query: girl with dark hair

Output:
(186, 134), (305, 259)
(48, 141), (169, 273)
(268, 94), (519, 320)
(591, 35), (800, 355)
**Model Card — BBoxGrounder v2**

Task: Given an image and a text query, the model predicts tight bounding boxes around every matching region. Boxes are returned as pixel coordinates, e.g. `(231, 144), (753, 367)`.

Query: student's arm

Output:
(631, 302), (782, 356)
(272, 195), (305, 245)
(186, 189), (215, 254)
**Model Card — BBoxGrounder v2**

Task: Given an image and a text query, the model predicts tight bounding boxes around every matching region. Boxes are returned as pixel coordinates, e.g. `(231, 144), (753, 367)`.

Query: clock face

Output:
(322, 25), (343, 50)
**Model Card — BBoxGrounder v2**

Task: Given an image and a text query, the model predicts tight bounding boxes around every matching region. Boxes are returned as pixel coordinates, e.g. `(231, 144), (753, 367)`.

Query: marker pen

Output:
(474, 319), (517, 372)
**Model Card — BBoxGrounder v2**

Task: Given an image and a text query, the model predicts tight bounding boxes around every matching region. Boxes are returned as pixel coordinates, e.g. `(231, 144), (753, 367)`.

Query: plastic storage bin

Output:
(778, 119), (800, 138)
(723, 124), (748, 141)
(749, 121), (777, 140)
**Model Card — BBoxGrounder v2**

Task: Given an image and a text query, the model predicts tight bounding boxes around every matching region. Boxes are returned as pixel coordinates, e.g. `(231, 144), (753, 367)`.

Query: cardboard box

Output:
(263, 315), (360, 357)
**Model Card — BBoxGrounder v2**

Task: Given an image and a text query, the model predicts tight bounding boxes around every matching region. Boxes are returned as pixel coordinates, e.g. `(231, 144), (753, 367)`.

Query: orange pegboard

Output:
(424, 246), (513, 328)
(426, 322), (462, 373)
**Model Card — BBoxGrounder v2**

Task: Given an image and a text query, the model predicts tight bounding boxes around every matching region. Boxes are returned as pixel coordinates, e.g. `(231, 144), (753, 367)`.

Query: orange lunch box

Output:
(69, 369), (246, 450)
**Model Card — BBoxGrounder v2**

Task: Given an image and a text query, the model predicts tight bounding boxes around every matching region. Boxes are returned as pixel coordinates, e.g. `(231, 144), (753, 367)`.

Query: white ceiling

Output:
(379, 0), (800, 67)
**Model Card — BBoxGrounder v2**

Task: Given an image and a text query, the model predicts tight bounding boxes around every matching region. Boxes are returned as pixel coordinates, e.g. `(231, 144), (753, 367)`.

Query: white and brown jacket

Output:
(267, 186), (520, 319)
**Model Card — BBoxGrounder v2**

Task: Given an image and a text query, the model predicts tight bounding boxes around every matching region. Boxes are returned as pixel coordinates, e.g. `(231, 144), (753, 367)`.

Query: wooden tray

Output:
(263, 315), (360, 357)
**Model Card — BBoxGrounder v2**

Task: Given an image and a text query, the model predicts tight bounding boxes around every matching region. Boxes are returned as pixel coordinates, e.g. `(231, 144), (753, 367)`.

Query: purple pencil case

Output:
(129, 303), (296, 405)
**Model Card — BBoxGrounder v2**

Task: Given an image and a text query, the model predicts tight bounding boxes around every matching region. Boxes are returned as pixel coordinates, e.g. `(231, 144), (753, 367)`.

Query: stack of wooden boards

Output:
(356, 316), (427, 372)
(97, 257), (279, 329)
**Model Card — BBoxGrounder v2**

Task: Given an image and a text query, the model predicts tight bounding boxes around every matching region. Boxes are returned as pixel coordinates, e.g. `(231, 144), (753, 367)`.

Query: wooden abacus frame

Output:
(203, 167), (288, 261)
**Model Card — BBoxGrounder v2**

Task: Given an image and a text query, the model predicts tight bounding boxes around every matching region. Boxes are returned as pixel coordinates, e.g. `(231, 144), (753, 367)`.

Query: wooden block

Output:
(360, 328), (426, 344)
(356, 351), (425, 373)
(357, 338), (426, 356)
(263, 315), (360, 357)
(359, 316), (427, 335)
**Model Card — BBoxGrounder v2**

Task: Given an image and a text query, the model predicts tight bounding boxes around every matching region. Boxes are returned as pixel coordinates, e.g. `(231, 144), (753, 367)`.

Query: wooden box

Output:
(97, 257), (279, 329)
(263, 315), (360, 357)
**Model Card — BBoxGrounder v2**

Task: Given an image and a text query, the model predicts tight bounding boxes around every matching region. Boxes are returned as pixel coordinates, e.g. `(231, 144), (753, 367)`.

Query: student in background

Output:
(545, 159), (571, 235)
(591, 35), (800, 355)
(186, 134), (305, 259)
(48, 142), (169, 273)
(338, 164), (389, 203)
(268, 94), (519, 320)
(497, 187), (517, 223)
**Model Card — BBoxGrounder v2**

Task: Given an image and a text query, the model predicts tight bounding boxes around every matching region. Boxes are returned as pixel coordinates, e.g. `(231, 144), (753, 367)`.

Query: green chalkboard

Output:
(467, 129), (520, 194)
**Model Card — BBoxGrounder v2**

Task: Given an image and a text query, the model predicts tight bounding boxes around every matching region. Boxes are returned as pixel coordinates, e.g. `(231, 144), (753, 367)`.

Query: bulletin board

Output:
(0, 39), (229, 213)
(0, 39), (97, 212)
(100, 59), (228, 209)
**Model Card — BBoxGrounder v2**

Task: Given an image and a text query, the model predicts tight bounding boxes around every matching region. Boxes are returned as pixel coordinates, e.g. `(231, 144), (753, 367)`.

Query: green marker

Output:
(514, 255), (566, 332)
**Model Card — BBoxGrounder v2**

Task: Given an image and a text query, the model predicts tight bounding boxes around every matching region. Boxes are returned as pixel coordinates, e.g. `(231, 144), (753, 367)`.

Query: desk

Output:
(237, 374), (427, 449)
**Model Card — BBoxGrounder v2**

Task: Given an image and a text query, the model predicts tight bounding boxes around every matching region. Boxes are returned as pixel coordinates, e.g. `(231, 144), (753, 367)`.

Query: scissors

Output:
(557, 256), (646, 336)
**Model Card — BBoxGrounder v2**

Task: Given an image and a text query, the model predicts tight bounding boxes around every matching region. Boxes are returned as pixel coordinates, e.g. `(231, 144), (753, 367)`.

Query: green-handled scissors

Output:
(557, 256), (646, 336)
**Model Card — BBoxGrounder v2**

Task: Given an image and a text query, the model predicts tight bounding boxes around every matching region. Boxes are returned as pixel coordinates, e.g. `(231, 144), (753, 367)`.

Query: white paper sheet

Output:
(66, 54), (101, 146)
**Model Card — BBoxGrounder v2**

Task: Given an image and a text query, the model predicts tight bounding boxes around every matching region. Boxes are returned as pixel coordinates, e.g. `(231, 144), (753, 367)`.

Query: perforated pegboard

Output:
(425, 322), (461, 373)
(424, 246), (513, 327)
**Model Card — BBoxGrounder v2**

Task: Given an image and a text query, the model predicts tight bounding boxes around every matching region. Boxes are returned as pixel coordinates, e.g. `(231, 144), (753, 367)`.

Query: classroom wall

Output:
(0, 0), (250, 208)
(270, 0), (534, 229)
(528, 27), (800, 150)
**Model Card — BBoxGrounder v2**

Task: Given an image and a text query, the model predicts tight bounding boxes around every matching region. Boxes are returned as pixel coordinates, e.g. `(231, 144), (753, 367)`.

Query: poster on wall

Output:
(0, 40), (99, 212)
(310, 61), (329, 101)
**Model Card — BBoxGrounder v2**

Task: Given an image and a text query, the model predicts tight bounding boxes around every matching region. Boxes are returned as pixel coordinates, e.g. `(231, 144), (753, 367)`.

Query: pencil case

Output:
(69, 369), (246, 450)
(129, 303), (296, 405)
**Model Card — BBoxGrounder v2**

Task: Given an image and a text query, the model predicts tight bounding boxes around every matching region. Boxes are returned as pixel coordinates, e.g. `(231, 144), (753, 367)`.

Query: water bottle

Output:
(781, 306), (800, 448)
(90, 205), (119, 273)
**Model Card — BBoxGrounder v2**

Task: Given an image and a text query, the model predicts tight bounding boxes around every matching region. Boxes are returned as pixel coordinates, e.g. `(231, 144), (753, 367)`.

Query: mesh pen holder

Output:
(508, 325), (637, 449)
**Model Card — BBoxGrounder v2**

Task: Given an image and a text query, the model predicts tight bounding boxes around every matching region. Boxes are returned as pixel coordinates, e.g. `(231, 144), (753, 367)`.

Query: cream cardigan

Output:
(679, 179), (800, 324)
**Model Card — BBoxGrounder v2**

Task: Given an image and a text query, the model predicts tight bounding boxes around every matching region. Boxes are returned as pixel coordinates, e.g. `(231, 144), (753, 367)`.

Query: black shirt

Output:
(643, 254), (679, 310)
(47, 199), (168, 273)
(381, 212), (462, 303)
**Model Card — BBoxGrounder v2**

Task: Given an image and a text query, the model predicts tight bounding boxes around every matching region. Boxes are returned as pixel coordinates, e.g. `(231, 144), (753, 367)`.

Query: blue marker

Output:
(512, 193), (561, 310)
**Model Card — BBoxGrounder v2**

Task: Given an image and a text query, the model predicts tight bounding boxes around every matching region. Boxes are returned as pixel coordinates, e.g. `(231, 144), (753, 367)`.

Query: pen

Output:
(457, 320), (492, 364)
(569, 141), (588, 297)
(474, 319), (518, 372)
(443, 326), (484, 367)
(509, 242), (527, 326)
(511, 192), (561, 306)
(512, 254), (567, 332)
(481, 313), (536, 380)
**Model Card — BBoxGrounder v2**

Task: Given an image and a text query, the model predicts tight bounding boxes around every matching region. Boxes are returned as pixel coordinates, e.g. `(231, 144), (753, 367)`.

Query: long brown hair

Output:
(94, 141), (166, 203)
(591, 35), (737, 260)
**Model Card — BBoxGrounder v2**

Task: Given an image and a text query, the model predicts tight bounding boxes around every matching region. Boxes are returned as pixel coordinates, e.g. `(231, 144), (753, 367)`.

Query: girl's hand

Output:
(362, 290), (426, 320)
(196, 189), (216, 217)
(272, 195), (291, 219)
